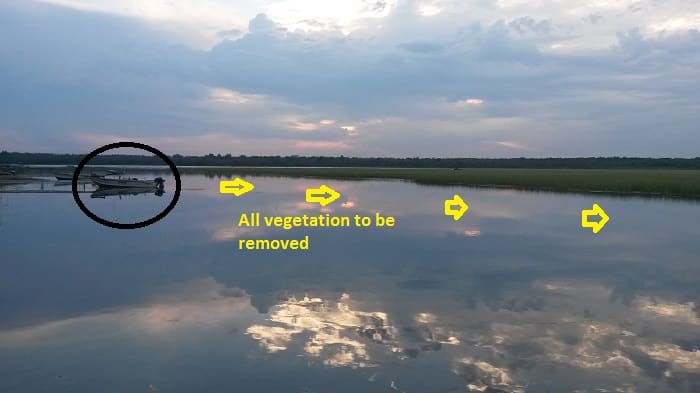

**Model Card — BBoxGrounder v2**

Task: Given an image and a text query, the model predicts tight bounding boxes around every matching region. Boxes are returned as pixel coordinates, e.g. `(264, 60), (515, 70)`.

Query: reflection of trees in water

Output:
(0, 192), (7, 227)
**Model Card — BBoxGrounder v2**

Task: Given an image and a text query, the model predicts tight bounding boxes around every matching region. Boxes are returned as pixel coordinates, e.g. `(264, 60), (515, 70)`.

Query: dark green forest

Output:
(2, 151), (700, 169)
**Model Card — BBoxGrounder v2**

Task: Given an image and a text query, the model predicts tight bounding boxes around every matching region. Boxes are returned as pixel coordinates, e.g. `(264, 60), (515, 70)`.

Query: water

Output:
(1, 174), (699, 392)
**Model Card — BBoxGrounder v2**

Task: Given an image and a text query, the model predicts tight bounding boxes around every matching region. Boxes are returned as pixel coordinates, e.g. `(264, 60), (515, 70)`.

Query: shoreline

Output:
(3, 166), (700, 200)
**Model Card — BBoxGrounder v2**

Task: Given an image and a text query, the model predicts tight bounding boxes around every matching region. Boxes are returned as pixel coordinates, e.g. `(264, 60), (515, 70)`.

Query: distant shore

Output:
(3, 152), (700, 169)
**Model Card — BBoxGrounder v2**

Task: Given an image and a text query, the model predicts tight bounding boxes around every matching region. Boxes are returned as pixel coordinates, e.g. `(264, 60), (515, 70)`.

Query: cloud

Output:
(456, 98), (485, 106)
(76, 133), (352, 155)
(248, 12), (278, 33)
(488, 141), (527, 150)
(207, 88), (261, 104)
(417, 3), (441, 17)
(649, 15), (700, 34)
(1, 1), (700, 156)
(294, 140), (350, 150)
(292, 122), (319, 131)
(341, 125), (359, 136)
(398, 41), (444, 53)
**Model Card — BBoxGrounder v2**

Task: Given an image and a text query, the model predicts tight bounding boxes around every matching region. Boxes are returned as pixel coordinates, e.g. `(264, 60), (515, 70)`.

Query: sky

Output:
(0, 0), (698, 157)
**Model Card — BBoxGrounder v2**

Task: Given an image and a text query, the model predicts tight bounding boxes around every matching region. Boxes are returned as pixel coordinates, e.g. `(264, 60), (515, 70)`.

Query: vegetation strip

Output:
(186, 167), (700, 199)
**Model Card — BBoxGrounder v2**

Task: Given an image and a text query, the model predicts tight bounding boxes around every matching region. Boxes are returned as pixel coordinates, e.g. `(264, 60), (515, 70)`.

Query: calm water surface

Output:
(1, 173), (699, 392)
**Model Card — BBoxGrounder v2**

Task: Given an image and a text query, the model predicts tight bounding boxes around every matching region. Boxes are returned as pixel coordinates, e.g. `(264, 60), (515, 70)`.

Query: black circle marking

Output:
(72, 141), (181, 229)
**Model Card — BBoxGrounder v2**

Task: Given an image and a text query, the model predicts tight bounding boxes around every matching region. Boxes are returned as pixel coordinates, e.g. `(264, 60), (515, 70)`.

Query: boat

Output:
(55, 169), (120, 181)
(0, 169), (36, 184)
(0, 167), (16, 177)
(90, 187), (164, 199)
(55, 173), (99, 181)
(93, 176), (165, 189)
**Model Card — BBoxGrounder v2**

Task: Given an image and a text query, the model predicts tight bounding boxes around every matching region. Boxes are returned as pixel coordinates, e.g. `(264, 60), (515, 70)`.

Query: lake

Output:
(1, 173), (699, 392)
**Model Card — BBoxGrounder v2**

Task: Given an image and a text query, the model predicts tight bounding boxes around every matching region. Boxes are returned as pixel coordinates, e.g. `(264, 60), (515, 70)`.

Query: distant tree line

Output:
(2, 151), (700, 169)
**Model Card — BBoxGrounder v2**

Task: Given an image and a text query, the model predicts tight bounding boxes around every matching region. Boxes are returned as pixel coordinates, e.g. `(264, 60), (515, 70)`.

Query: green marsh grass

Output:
(184, 167), (700, 199)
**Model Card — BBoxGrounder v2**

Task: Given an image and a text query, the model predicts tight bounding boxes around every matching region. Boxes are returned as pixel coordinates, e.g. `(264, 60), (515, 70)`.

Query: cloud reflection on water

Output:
(244, 278), (700, 392)
(1, 275), (699, 392)
(0, 278), (259, 346)
(247, 294), (399, 368)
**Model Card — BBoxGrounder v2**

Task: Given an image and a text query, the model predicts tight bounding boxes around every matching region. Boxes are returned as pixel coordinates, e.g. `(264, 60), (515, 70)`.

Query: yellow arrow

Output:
(305, 184), (341, 206)
(444, 194), (469, 221)
(581, 203), (609, 234)
(220, 178), (255, 197)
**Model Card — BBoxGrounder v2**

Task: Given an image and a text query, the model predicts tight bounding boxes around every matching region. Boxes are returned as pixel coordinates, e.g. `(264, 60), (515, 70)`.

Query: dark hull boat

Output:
(55, 173), (96, 181)
(93, 177), (165, 189)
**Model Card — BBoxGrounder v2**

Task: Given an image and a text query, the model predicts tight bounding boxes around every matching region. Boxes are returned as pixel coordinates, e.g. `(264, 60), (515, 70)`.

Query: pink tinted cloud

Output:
(294, 140), (350, 150)
(76, 133), (352, 155)
(487, 140), (527, 150)
(292, 122), (319, 131)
